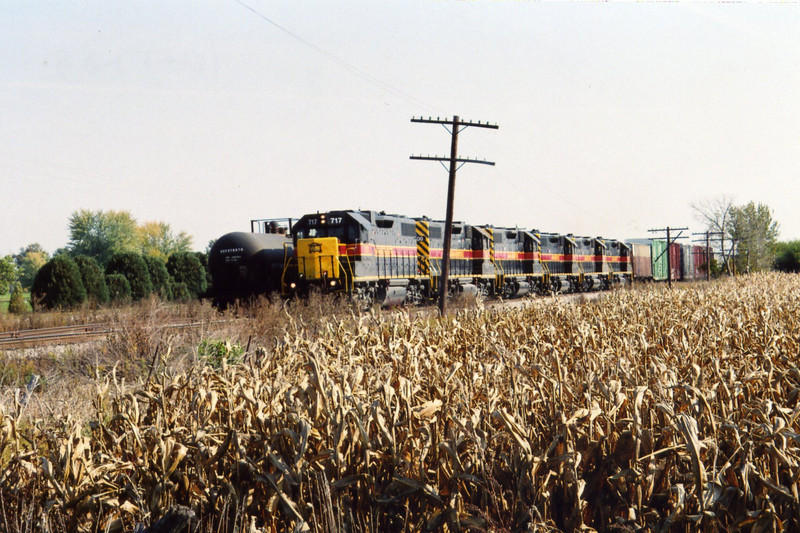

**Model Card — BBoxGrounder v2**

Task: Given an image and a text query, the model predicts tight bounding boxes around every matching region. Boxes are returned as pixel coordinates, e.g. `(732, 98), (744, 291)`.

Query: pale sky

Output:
(2, 1), (799, 256)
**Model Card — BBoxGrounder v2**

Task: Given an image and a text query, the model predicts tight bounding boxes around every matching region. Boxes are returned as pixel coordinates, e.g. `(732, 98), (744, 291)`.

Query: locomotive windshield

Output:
(295, 225), (360, 242)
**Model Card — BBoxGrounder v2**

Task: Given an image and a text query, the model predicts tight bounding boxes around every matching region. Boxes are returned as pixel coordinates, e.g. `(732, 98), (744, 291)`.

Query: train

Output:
(209, 209), (712, 307)
(628, 239), (712, 283)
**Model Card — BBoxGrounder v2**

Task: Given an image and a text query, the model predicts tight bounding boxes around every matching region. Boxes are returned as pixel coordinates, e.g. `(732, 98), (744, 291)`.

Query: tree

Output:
(692, 196), (735, 275)
(774, 241), (800, 273)
(8, 282), (28, 314)
(31, 256), (87, 310)
(728, 202), (779, 274)
(143, 255), (172, 300)
(74, 255), (110, 305)
(194, 251), (212, 298)
(0, 255), (16, 295)
(167, 252), (207, 299)
(105, 274), (132, 303)
(138, 221), (192, 261)
(68, 209), (138, 267)
(105, 252), (153, 301)
(14, 244), (49, 290)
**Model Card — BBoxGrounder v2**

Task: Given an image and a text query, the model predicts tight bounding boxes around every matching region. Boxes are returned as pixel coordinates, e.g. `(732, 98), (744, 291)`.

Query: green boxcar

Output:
(651, 239), (668, 281)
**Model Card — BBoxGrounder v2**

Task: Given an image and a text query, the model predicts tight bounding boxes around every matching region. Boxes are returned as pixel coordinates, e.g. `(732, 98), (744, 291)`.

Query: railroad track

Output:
(0, 323), (110, 349)
(0, 321), (230, 350)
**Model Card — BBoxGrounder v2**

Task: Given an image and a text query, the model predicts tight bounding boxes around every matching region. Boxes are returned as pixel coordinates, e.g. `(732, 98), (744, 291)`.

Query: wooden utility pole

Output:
(648, 226), (688, 289)
(410, 116), (498, 316)
(692, 231), (723, 281)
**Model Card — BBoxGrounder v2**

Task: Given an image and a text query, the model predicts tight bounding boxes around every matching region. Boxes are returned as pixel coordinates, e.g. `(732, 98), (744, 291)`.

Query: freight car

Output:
(208, 222), (293, 308)
(627, 239), (712, 283)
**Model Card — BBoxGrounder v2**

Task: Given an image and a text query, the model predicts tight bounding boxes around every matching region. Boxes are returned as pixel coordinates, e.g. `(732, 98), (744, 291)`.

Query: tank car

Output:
(208, 231), (293, 307)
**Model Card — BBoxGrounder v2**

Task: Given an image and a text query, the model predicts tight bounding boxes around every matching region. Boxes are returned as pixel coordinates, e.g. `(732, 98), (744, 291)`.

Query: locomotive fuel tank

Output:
(209, 232), (293, 306)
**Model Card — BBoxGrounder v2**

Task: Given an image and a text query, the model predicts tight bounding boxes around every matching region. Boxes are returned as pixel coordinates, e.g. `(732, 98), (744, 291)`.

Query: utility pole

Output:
(410, 115), (498, 316)
(648, 226), (688, 289)
(692, 231), (723, 282)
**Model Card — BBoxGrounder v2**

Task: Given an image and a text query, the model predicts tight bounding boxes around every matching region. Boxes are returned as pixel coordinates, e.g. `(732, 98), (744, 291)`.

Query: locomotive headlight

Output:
(290, 282), (297, 289)
(329, 280), (337, 287)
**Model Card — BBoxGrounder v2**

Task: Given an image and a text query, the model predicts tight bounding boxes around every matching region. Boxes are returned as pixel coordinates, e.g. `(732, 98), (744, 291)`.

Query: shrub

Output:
(74, 255), (110, 305)
(8, 282), (29, 314)
(774, 249), (800, 273)
(197, 338), (244, 368)
(105, 273), (132, 303)
(143, 255), (172, 300)
(171, 282), (191, 302)
(167, 252), (207, 299)
(195, 251), (212, 298)
(106, 252), (152, 301)
(31, 255), (87, 310)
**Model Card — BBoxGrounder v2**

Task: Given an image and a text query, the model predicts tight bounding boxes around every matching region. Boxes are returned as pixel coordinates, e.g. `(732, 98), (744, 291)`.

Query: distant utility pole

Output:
(410, 115), (498, 316)
(692, 231), (723, 282)
(648, 226), (688, 289)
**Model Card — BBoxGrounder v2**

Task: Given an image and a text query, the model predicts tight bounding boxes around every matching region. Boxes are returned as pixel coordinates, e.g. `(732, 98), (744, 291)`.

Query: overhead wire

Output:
(233, 0), (579, 233)
(234, 0), (440, 113)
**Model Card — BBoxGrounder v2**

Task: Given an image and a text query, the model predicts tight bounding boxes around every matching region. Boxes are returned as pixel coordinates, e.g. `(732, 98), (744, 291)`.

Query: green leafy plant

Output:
(197, 339), (244, 368)
(31, 255), (87, 310)
(7, 283), (29, 314)
(105, 273), (132, 303)
(106, 252), (153, 301)
(74, 255), (110, 305)
(167, 252), (207, 299)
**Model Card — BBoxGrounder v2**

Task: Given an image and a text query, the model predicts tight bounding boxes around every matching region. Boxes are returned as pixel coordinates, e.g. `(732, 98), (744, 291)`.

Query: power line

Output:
(234, 0), (439, 112)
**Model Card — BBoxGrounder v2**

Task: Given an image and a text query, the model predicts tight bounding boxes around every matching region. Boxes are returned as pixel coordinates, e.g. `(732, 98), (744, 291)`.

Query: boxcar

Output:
(693, 245), (709, 279)
(631, 242), (652, 280)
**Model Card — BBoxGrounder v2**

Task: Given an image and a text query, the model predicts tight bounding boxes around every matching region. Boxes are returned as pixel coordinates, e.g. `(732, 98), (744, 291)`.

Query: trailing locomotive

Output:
(210, 209), (634, 307)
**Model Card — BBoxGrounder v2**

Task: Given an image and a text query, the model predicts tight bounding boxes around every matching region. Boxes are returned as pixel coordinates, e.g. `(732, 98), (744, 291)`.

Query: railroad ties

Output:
(0, 320), (234, 350)
(0, 323), (109, 349)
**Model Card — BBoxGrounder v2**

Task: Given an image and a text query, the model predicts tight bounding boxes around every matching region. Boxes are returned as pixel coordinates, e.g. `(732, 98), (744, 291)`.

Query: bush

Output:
(195, 251), (212, 298)
(197, 338), (244, 368)
(167, 252), (207, 299)
(74, 255), (110, 305)
(171, 282), (191, 302)
(106, 252), (152, 301)
(105, 273), (132, 303)
(774, 250), (800, 273)
(143, 255), (172, 300)
(8, 282), (29, 314)
(31, 256), (87, 310)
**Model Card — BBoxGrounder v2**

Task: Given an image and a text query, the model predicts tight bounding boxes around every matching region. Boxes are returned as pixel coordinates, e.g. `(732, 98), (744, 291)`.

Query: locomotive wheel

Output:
(405, 284), (424, 306)
(353, 286), (375, 310)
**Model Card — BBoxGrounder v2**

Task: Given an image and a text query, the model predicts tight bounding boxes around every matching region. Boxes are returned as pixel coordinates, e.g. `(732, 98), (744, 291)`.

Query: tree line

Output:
(692, 198), (797, 275)
(1, 210), (212, 312)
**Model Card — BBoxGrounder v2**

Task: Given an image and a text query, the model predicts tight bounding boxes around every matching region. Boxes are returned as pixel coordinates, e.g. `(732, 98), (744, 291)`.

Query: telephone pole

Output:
(692, 231), (723, 281)
(410, 115), (498, 316)
(648, 226), (688, 289)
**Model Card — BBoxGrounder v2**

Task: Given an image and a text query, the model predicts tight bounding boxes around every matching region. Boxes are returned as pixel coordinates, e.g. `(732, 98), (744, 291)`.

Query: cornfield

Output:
(2, 273), (800, 532)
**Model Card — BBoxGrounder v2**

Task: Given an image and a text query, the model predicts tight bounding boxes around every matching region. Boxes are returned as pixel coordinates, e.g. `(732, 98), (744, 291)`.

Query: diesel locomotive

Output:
(210, 209), (635, 307)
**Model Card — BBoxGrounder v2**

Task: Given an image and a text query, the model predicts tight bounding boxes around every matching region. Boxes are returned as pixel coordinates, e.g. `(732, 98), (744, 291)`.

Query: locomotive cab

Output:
(287, 211), (367, 295)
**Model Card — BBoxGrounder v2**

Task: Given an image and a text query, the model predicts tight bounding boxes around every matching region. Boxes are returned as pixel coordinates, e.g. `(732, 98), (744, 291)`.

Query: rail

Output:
(0, 321), (230, 350)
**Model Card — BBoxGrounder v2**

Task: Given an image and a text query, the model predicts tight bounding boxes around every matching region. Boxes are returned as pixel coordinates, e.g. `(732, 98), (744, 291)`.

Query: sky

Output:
(2, 1), (799, 256)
